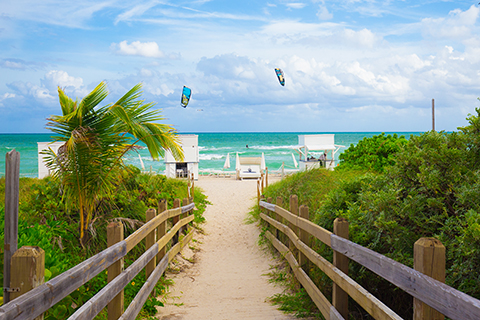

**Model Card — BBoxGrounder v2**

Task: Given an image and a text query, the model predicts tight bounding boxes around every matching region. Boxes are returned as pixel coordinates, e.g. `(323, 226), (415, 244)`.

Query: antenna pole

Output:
(432, 99), (435, 132)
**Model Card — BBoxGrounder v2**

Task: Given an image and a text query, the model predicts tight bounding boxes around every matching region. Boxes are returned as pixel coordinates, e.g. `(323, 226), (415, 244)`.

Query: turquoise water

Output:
(0, 132), (421, 177)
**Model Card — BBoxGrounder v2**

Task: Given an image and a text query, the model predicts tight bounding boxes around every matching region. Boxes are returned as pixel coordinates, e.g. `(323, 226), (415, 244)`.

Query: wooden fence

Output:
(258, 195), (480, 320)
(0, 197), (197, 320)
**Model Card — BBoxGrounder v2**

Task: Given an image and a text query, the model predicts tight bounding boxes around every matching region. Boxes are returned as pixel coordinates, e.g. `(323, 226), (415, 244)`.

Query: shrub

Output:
(338, 133), (408, 172)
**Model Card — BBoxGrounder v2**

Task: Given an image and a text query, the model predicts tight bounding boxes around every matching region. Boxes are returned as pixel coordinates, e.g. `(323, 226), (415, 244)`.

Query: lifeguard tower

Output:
(164, 134), (199, 180)
(293, 134), (344, 170)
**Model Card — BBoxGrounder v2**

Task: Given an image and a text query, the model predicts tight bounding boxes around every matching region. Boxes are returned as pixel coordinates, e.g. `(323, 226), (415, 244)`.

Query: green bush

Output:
(253, 110), (480, 319)
(338, 133), (408, 172)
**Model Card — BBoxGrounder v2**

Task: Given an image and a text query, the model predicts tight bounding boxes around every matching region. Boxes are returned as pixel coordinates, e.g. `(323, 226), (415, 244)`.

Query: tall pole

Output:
(4, 149), (20, 303)
(432, 99), (435, 132)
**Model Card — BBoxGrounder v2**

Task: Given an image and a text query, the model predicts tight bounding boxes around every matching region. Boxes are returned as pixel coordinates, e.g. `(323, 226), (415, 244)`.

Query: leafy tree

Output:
(44, 82), (183, 245)
(338, 133), (408, 172)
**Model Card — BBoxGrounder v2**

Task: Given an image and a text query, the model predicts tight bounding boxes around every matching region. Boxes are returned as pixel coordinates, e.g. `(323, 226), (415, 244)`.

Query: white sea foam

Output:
(247, 145), (297, 150)
(199, 154), (224, 160)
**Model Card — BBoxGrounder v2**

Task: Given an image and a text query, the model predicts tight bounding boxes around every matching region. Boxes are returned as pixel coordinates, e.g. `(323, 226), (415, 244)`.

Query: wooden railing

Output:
(258, 196), (480, 320)
(0, 198), (197, 320)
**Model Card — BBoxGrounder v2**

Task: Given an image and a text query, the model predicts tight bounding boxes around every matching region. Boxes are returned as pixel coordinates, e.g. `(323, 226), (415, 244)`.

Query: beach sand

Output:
(155, 175), (297, 320)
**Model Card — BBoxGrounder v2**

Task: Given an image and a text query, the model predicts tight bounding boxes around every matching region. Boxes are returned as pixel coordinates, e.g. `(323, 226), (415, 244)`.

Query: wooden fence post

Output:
(157, 199), (167, 265)
(333, 218), (349, 319)
(107, 221), (124, 320)
(261, 172), (265, 194)
(4, 149), (20, 304)
(172, 198), (181, 244)
(413, 238), (445, 320)
(298, 205), (309, 272)
(191, 173), (195, 201)
(182, 197), (189, 233)
(257, 180), (261, 204)
(145, 209), (157, 288)
(275, 197), (283, 240)
(10, 246), (44, 319)
(267, 197), (273, 234)
(289, 195), (299, 254)
(266, 167), (268, 187)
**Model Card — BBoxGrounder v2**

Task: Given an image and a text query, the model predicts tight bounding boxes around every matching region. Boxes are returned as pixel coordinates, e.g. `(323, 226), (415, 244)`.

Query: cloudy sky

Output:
(1, 0), (480, 133)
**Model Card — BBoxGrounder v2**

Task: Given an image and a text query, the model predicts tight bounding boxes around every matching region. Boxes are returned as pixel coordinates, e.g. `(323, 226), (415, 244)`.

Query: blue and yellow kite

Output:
(275, 68), (285, 86)
(181, 86), (191, 108)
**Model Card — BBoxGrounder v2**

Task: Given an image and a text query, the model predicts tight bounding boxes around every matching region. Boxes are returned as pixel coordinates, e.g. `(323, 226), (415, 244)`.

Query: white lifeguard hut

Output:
(164, 134), (199, 180)
(293, 134), (344, 170)
(37, 141), (64, 179)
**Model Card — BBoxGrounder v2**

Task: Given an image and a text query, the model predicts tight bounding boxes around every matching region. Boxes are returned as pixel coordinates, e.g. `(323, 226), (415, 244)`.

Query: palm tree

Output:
(43, 81), (183, 245)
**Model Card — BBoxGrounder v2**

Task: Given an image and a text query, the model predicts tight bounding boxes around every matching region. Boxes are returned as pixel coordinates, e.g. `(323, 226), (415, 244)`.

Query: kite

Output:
(181, 86), (191, 108)
(275, 68), (285, 86)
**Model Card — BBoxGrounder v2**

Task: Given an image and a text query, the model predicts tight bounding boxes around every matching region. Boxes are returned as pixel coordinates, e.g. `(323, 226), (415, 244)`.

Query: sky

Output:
(1, 0), (480, 133)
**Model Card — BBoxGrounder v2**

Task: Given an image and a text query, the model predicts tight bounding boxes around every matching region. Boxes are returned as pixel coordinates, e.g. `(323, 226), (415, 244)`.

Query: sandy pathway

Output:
(156, 176), (294, 320)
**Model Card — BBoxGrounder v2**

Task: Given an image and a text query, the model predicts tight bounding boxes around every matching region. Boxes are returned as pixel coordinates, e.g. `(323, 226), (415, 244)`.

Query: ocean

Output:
(0, 132), (421, 178)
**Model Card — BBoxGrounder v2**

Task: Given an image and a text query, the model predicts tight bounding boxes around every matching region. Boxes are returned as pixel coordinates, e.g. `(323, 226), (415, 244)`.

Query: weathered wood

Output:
(265, 230), (342, 320)
(289, 195), (299, 290)
(259, 201), (332, 247)
(330, 234), (480, 320)
(0, 241), (127, 320)
(260, 212), (402, 320)
(266, 168), (268, 187)
(145, 208), (157, 285)
(275, 197), (283, 240)
(157, 215), (194, 251)
(414, 238), (445, 320)
(181, 198), (188, 234)
(107, 222), (124, 320)
(333, 218), (349, 320)
(4, 149), (20, 304)
(191, 173), (195, 202)
(298, 205), (309, 270)
(10, 246), (45, 320)
(157, 199), (167, 265)
(257, 180), (261, 204)
(172, 199), (181, 244)
(68, 243), (159, 320)
(121, 228), (195, 320)
(124, 206), (186, 252)
(262, 172), (265, 193)
(119, 251), (169, 320)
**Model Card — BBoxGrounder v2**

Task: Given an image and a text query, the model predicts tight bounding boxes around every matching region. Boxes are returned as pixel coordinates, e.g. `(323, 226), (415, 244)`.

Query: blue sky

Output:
(1, 0), (479, 133)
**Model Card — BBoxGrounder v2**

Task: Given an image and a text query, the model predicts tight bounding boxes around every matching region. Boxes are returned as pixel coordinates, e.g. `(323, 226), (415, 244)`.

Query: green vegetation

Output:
(43, 82), (183, 245)
(338, 132), (408, 172)
(0, 166), (208, 319)
(254, 109), (480, 319)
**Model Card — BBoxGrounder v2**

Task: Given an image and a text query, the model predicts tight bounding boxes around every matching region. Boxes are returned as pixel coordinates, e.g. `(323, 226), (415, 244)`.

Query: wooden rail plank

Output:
(125, 204), (193, 252)
(260, 213), (401, 320)
(156, 215), (194, 250)
(330, 235), (480, 320)
(120, 229), (195, 320)
(260, 201), (332, 247)
(0, 206), (195, 320)
(68, 243), (160, 320)
(0, 241), (127, 320)
(67, 214), (195, 320)
(265, 231), (343, 320)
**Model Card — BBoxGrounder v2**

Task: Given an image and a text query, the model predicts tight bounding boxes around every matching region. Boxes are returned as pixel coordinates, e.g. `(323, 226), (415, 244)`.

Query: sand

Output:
(155, 175), (296, 320)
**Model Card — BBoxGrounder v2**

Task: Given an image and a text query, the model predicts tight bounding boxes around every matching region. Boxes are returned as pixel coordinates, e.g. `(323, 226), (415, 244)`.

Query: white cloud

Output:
(42, 70), (84, 90)
(421, 5), (480, 40)
(111, 40), (181, 59)
(341, 28), (378, 47)
(286, 3), (307, 10)
(317, 5), (333, 20)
